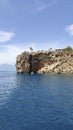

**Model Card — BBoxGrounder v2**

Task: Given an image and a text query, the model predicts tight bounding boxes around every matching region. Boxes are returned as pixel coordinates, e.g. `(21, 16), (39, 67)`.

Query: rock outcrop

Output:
(16, 52), (30, 73)
(16, 49), (73, 74)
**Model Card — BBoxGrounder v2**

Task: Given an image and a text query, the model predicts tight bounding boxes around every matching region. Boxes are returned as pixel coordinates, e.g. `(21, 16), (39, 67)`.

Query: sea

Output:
(0, 71), (73, 130)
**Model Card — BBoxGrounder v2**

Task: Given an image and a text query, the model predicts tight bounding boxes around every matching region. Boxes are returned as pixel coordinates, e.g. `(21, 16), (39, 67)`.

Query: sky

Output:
(0, 0), (73, 65)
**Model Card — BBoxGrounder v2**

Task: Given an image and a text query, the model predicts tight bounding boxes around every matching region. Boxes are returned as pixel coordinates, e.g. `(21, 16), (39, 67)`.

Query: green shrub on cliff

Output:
(63, 46), (73, 52)
(65, 46), (72, 50)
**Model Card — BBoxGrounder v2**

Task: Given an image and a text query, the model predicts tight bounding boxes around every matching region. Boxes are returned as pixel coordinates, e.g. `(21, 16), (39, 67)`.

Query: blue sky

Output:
(0, 0), (73, 65)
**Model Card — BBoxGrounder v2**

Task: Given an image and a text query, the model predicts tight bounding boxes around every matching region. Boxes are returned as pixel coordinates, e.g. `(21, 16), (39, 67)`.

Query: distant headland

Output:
(16, 46), (73, 74)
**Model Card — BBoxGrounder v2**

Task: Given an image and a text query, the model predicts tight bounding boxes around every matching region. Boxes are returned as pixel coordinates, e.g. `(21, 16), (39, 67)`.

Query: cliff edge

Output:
(16, 48), (73, 74)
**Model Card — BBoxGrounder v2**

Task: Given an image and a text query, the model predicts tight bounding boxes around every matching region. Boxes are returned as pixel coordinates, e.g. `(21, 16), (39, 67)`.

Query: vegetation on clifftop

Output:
(63, 46), (73, 52)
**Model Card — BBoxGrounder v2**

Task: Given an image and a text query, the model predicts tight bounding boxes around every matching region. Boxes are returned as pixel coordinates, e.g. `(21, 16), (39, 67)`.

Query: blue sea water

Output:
(0, 72), (73, 130)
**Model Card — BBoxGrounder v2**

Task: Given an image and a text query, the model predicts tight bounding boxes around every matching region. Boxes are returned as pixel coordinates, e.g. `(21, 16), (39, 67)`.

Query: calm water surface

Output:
(0, 72), (73, 130)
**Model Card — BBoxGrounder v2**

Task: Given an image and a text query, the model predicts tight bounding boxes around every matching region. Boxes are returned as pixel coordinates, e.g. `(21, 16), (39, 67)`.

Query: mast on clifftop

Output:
(29, 47), (33, 54)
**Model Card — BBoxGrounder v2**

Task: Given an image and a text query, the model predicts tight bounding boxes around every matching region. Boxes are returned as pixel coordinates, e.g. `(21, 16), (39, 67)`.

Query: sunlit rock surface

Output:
(16, 49), (73, 74)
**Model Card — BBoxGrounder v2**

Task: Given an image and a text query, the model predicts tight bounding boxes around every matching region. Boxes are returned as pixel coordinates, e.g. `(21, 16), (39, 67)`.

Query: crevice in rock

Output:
(16, 50), (73, 74)
(29, 54), (33, 73)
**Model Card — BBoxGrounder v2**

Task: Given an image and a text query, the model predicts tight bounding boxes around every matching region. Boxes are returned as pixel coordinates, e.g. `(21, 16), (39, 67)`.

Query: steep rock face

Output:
(16, 52), (30, 73)
(16, 50), (73, 74)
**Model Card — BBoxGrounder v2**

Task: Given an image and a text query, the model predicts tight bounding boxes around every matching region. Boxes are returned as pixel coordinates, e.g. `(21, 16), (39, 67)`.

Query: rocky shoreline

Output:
(16, 48), (73, 74)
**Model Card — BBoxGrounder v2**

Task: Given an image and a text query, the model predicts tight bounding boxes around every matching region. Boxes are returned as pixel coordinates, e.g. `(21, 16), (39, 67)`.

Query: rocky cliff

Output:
(16, 49), (73, 74)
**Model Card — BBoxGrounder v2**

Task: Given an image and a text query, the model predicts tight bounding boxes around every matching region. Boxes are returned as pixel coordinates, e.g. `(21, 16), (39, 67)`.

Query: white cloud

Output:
(0, 0), (59, 15)
(23, 3), (46, 14)
(22, 0), (59, 14)
(0, 45), (22, 65)
(0, 43), (36, 65)
(0, 40), (72, 65)
(65, 24), (73, 36)
(0, 31), (15, 43)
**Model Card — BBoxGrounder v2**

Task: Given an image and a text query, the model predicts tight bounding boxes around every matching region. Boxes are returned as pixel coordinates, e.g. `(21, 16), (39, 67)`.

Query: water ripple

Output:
(0, 72), (73, 130)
